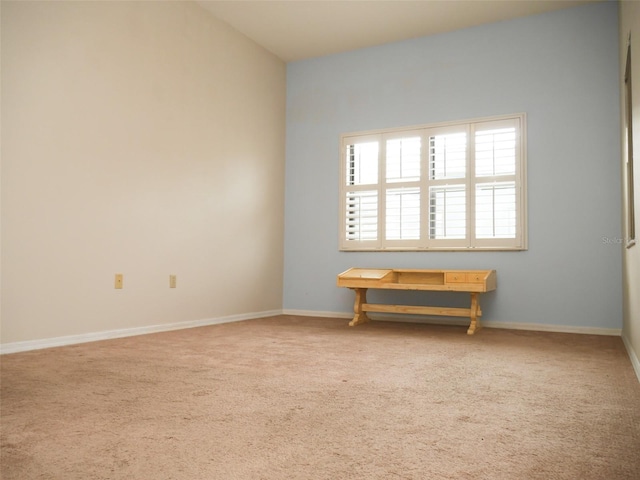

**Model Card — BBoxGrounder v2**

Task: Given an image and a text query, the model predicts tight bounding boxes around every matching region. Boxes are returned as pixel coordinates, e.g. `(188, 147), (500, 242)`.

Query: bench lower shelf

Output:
(349, 288), (483, 334)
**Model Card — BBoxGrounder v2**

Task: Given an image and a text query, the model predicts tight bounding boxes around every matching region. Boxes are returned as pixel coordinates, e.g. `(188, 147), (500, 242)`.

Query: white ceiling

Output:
(197, 0), (600, 62)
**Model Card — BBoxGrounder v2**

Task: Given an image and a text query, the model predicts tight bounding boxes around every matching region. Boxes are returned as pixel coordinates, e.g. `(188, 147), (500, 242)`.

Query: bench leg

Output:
(349, 288), (370, 326)
(467, 293), (482, 335)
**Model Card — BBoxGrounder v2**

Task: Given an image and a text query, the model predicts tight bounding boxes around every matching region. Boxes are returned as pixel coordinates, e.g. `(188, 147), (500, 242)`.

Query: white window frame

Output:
(339, 113), (527, 251)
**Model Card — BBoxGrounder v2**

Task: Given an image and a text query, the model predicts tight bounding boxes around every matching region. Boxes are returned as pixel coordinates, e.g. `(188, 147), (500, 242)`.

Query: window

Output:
(624, 42), (636, 247)
(340, 114), (527, 251)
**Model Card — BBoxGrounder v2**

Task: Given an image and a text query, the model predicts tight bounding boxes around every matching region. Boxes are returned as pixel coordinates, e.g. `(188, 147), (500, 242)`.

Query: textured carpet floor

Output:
(1, 315), (639, 479)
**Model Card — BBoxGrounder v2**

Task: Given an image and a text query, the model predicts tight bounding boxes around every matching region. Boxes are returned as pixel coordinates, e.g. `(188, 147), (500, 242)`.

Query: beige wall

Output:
(620, 0), (640, 377)
(0, 1), (286, 344)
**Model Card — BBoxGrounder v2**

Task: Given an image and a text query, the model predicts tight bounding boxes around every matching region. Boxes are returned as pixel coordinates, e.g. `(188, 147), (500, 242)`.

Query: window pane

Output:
(346, 142), (378, 185)
(345, 191), (378, 241)
(624, 44), (636, 242)
(429, 133), (466, 180)
(476, 182), (516, 238)
(386, 187), (420, 240)
(476, 128), (516, 177)
(429, 185), (466, 239)
(386, 137), (420, 183)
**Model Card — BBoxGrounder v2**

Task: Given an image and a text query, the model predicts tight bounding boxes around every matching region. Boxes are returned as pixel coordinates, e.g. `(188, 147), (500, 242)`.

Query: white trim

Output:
(283, 309), (353, 319)
(282, 309), (622, 336)
(482, 320), (621, 336)
(0, 310), (283, 355)
(3, 308), (629, 370)
(622, 333), (640, 383)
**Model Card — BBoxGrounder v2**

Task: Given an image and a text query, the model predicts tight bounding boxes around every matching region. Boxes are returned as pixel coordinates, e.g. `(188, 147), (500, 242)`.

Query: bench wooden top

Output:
(337, 268), (496, 293)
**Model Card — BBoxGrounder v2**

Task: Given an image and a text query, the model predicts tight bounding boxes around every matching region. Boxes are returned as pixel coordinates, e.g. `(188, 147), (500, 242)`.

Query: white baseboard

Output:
(282, 309), (622, 336)
(283, 309), (353, 319)
(483, 321), (621, 336)
(2, 308), (628, 361)
(0, 309), (283, 355)
(622, 333), (640, 383)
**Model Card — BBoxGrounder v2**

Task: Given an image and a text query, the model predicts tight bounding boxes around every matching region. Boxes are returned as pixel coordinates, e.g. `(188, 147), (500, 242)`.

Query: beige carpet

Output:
(1, 315), (639, 479)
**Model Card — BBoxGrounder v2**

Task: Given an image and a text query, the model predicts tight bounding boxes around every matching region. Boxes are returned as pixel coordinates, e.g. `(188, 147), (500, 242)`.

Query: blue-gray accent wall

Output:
(284, 2), (622, 329)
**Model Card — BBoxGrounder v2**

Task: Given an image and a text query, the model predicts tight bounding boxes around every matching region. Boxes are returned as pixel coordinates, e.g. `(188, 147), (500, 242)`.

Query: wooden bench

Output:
(337, 268), (496, 335)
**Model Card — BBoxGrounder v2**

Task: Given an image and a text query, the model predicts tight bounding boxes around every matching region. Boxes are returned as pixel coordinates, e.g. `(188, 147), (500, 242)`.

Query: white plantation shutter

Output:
(386, 187), (420, 240)
(427, 129), (468, 245)
(475, 182), (516, 238)
(475, 128), (516, 177)
(429, 132), (466, 180)
(471, 118), (522, 247)
(347, 141), (378, 185)
(345, 190), (378, 241)
(429, 185), (466, 239)
(384, 134), (422, 244)
(342, 136), (381, 246)
(386, 137), (421, 183)
(340, 114), (526, 250)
